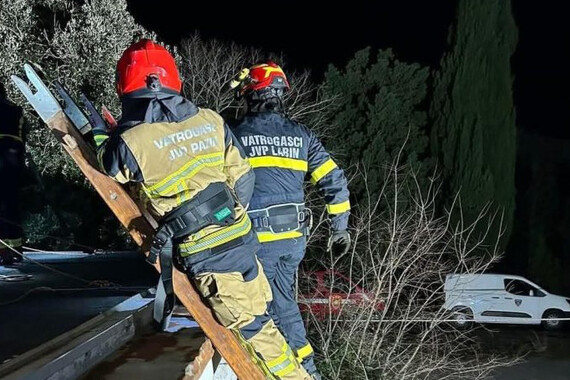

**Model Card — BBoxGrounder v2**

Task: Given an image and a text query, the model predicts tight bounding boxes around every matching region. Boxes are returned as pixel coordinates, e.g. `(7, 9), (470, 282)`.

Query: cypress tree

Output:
(430, 0), (518, 253)
(323, 48), (431, 204)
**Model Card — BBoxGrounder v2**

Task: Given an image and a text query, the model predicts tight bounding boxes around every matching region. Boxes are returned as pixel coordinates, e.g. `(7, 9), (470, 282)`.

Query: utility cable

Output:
(0, 215), (99, 253)
(0, 285), (152, 307)
(0, 238), (131, 288)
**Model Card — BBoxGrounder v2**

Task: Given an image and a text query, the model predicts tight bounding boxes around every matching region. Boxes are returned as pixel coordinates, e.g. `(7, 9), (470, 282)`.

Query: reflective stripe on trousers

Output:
(266, 341), (298, 377)
(190, 244), (310, 379)
(295, 342), (314, 362)
(256, 237), (319, 375)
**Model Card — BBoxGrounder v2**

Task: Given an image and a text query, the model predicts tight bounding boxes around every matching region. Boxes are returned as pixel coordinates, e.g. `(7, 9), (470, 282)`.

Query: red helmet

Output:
(239, 61), (290, 96)
(116, 39), (182, 97)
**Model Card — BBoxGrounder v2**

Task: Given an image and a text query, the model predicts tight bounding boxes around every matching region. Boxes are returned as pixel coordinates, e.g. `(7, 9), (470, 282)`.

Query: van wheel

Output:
(542, 309), (565, 331)
(451, 307), (473, 330)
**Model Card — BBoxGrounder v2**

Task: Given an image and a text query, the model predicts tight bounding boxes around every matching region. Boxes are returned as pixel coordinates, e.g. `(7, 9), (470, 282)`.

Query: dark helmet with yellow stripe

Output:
(231, 61), (290, 98)
(230, 61), (290, 113)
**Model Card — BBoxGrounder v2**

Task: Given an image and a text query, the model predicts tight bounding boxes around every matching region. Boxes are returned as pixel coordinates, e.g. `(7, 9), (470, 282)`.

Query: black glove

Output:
(327, 230), (351, 255)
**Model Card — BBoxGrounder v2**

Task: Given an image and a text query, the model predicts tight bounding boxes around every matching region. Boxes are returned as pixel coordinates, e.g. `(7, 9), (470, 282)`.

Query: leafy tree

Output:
(1, 0), (153, 178)
(0, 2), (333, 250)
(0, 0), (154, 250)
(516, 158), (563, 292)
(322, 47), (431, 204)
(430, 0), (518, 253)
(506, 133), (570, 293)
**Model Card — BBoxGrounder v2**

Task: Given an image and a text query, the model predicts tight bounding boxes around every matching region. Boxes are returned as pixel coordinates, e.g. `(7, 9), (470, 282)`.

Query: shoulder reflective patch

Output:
(310, 158), (337, 184)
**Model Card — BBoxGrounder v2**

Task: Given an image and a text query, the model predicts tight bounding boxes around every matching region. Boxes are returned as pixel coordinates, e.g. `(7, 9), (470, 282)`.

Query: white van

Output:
(443, 273), (570, 330)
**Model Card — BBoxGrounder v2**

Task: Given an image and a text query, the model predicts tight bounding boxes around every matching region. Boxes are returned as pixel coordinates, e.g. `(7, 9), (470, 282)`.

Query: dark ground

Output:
(468, 324), (570, 380)
(0, 251), (158, 364)
(3, 252), (570, 379)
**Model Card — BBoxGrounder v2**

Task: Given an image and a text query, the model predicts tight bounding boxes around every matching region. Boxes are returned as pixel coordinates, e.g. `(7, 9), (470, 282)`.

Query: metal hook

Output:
(10, 63), (61, 123)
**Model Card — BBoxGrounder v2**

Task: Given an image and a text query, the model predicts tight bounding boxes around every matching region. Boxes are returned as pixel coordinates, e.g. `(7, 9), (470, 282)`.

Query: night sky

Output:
(127, 0), (569, 139)
(511, 2), (569, 138)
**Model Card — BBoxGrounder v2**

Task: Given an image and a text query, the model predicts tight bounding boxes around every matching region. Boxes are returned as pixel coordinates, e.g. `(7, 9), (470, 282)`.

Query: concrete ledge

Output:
(0, 289), (238, 380)
(0, 290), (155, 380)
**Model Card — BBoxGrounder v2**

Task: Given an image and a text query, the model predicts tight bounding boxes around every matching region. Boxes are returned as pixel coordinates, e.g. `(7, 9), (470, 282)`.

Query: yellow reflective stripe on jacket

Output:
(94, 134), (109, 147)
(176, 183), (192, 205)
(178, 215), (252, 256)
(144, 152), (224, 198)
(266, 343), (297, 377)
(0, 237), (22, 248)
(256, 230), (304, 243)
(0, 134), (23, 143)
(310, 158), (337, 184)
(295, 342), (314, 362)
(326, 200), (351, 215)
(248, 156), (308, 172)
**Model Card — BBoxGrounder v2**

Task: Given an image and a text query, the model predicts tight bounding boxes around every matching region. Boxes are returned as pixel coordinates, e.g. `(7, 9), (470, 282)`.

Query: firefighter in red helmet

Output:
(96, 39), (310, 380)
(231, 61), (351, 380)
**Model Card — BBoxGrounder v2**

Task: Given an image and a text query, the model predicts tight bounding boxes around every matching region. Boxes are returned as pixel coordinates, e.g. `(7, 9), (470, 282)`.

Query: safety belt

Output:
(148, 181), (237, 330)
(248, 203), (312, 234)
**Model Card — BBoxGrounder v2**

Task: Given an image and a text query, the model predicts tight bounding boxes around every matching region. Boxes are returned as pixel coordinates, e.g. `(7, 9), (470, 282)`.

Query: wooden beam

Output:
(43, 111), (266, 379)
(183, 339), (215, 380)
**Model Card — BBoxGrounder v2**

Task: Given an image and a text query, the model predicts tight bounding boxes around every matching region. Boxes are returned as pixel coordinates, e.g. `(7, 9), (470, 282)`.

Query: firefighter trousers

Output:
(256, 236), (318, 375)
(182, 231), (310, 380)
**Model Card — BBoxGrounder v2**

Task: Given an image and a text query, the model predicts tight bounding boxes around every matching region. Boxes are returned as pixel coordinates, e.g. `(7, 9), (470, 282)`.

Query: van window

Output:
(504, 279), (539, 296)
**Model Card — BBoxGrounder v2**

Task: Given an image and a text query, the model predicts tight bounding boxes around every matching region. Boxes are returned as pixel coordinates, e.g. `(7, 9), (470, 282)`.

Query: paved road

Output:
(476, 325), (570, 380)
(4, 255), (570, 380)
(0, 251), (158, 364)
(493, 357), (570, 380)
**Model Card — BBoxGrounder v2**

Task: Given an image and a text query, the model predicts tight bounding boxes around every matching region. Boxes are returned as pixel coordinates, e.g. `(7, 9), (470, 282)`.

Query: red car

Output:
(297, 269), (385, 320)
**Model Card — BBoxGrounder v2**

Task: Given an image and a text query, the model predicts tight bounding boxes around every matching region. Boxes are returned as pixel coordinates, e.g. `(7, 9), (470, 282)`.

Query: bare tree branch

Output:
(177, 32), (336, 131)
(300, 149), (522, 380)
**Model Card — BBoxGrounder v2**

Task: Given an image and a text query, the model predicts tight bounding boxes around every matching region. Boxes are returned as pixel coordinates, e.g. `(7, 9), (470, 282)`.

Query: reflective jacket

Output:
(232, 111), (350, 243)
(96, 94), (255, 257)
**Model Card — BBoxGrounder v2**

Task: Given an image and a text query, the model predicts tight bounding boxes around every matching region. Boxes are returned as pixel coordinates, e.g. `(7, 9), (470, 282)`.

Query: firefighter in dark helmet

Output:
(96, 39), (311, 380)
(0, 81), (26, 266)
(230, 62), (351, 380)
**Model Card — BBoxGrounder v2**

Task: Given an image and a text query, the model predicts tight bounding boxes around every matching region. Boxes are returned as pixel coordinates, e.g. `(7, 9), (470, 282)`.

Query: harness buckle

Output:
(148, 227), (174, 265)
(300, 207), (313, 232)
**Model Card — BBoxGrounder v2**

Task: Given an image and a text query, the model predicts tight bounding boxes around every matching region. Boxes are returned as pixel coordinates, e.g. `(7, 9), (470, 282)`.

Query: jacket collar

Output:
(118, 93), (198, 128)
